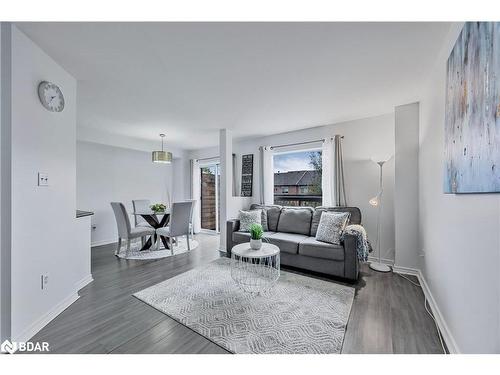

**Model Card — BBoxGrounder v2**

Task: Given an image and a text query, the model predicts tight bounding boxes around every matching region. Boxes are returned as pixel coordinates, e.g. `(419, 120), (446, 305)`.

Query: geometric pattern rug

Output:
(134, 257), (355, 353)
(117, 237), (199, 260)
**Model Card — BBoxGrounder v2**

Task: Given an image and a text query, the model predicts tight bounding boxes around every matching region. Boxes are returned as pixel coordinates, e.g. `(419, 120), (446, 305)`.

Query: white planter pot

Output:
(250, 239), (262, 250)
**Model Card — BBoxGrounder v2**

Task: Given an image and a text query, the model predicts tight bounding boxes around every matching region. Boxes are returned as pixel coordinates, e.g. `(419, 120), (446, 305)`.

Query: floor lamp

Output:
(369, 159), (391, 272)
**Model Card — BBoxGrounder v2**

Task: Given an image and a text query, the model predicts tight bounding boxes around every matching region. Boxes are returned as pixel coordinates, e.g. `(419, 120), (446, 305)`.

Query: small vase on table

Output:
(249, 223), (263, 250)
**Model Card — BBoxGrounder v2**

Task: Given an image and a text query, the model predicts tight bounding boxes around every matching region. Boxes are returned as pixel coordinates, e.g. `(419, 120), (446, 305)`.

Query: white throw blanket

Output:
(341, 224), (371, 262)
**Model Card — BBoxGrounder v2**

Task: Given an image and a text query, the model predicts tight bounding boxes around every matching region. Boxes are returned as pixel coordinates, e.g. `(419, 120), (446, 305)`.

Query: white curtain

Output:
(322, 135), (347, 207)
(232, 153), (238, 196)
(321, 138), (334, 206)
(259, 146), (274, 205)
(333, 135), (347, 206)
(190, 159), (201, 233)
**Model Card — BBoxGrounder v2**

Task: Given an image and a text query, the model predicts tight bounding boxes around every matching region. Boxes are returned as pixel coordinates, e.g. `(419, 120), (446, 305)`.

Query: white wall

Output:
(189, 114), (395, 258)
(171, 149), (189, 203)
(219, 130), (232, 250)
(419, 23), (500, 353)
(10, 25), (79, 341)
(77, 141), (173, 246)
(0, 22), (12, 342)
(395, 103), (420, 269)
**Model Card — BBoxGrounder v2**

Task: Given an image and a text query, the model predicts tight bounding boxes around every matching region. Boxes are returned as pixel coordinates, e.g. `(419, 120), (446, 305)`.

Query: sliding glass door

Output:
(200, 163), (220, 232)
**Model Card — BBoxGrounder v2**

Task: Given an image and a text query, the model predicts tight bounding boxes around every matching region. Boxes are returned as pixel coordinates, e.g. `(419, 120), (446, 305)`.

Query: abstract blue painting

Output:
(444, 22), (500, 193)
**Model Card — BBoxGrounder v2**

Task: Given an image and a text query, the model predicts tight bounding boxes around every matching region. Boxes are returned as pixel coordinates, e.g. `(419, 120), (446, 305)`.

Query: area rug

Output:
(117, 237), (199, 260)
(134, 258), (355, 354)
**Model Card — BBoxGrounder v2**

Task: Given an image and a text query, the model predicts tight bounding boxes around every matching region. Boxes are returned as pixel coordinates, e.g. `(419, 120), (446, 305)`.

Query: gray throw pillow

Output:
(315, 212), (350, 245)
(257, 209), (269, 232)
(238, 210), (262, 232)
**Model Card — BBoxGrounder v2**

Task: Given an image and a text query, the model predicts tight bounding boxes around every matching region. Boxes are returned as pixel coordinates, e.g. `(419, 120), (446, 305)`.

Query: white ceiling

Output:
(17, 22), (452, 151)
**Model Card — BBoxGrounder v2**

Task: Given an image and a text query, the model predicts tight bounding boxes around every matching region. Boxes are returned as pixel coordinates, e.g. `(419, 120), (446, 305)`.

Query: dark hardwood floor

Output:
(31, 233), (444, 354)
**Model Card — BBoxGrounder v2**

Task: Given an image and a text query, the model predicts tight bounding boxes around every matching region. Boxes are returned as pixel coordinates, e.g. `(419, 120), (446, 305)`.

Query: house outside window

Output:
(273, 150), (322, 207)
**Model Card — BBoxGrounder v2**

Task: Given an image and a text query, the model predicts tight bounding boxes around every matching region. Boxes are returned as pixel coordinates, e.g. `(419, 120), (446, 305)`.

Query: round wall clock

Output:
(37, 81), (65, 112)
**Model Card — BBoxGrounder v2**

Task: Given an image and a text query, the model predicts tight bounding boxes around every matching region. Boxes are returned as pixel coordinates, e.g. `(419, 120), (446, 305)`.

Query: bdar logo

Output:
(1, 340), (17, 354)
(1, 339), (49, 353)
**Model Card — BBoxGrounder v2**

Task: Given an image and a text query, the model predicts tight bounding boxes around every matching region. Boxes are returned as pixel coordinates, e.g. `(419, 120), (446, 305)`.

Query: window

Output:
(273, 150), (322, 207)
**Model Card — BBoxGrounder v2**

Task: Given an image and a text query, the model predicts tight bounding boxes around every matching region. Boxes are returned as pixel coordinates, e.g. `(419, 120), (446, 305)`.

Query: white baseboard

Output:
(75, 274), (93, 292)
(13, 292), (79, 343)
(415, 269), (460, 354)
(12, 276), (93, 343)
(367, 256), (395, 266)
(392, 264), (419, 276)
(392, 265), (460, 354)
(91, 238), (115, 247)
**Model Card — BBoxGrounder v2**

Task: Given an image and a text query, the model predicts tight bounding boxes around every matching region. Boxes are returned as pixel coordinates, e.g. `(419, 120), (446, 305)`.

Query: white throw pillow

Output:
(315, 211), (350, 245)
(238, 209), (262, 232)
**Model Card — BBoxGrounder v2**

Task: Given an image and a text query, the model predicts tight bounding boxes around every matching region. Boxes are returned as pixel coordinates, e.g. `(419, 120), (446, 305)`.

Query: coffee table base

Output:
(230, 253), (280, 294)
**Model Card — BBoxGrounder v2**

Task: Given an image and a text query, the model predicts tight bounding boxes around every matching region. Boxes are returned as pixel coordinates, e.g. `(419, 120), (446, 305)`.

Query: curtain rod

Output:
(196, 155), (219, 162)
(269, 136), (344, 150)
(197, 153), (238, 162)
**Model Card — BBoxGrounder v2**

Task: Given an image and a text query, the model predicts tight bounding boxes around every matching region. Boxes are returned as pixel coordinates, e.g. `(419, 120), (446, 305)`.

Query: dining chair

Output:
(156, 201), (193, 255)
(132, 199), (152, 247)
(185, 199), (196, 236)
(132, 199), (151, 227)
(110, 202), (155, 257)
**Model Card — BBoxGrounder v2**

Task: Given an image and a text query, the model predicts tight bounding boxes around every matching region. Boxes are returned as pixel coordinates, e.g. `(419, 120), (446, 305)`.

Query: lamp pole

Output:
(369, 160), (391, 272)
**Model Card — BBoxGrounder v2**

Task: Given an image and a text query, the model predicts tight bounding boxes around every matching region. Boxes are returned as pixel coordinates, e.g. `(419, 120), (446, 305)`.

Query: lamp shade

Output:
(152, 133), (172, 164)
(369, 196), (379, 206)
(152, 150), (172, 164)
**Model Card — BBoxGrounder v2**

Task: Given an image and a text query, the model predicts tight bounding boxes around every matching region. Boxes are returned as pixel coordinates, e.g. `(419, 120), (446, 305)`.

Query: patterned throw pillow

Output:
(315, 212), (350, 245)
(238, 210), (262, 232)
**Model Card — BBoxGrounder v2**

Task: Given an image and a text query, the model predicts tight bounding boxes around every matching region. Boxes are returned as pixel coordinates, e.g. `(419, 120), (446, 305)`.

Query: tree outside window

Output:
(273, 150), (322, 207)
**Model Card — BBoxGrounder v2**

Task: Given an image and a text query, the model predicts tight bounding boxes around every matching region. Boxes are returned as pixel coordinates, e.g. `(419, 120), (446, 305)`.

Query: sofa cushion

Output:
(311, 206), (361, 237)
(238, 209), (262, 232)
(299, 237), (345, 261)
(250, 204), (282, 232)
(265, 232), (308, 254)
(233, 231), (276, 244)
(315, 211), (350, 245)
(276, 207), (313, 235)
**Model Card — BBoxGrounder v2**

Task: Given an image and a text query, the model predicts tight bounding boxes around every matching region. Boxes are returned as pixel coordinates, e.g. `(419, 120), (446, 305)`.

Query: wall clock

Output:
(37, 81), (65, 112)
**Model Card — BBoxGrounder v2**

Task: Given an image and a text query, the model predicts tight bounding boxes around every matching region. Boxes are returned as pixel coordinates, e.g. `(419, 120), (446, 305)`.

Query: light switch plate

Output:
(38, 172), (49, 186)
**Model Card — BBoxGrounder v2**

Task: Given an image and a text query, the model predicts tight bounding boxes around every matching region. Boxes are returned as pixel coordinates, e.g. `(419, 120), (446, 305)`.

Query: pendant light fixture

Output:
(152, 134), (172, 164)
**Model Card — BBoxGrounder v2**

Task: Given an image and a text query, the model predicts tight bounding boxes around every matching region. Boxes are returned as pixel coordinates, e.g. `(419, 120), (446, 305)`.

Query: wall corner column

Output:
(394, 102), (420, 270)
(219, 129), (233, 253)
(0, 21), (12, 342)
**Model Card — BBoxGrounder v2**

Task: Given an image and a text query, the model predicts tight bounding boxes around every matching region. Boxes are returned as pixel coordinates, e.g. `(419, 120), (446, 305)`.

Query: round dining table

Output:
(132, 210), (171, 250)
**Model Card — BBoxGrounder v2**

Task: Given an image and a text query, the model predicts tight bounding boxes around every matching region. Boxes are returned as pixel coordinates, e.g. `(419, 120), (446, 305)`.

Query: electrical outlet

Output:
(38, 172), (49, 186)
(41, 274), (49, 290)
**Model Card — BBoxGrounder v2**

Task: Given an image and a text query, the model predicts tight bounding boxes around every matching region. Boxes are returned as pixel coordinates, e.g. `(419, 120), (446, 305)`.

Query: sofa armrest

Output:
(226, 219), (240, 258)
(342, 233), (359, 281)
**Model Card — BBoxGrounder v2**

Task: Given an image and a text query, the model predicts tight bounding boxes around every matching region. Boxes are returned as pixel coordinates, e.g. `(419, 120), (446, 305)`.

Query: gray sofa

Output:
(226, 204), (362, 281)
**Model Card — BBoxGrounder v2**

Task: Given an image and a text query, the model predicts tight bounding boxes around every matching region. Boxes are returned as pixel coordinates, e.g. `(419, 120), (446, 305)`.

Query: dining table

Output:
(132, 209), (172, 250)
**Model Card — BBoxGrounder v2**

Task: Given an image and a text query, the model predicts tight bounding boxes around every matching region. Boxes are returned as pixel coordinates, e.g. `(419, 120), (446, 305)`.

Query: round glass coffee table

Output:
(230, 242), (280, 294)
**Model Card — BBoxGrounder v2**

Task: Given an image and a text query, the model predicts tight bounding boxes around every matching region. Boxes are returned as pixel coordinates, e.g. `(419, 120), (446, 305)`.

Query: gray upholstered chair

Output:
(132, 199), (152, 227)
(185, 199), (196, 236)
(156, 201), (193, 255)
(132, 199), (152, 247)
(110, 202), (155, 257)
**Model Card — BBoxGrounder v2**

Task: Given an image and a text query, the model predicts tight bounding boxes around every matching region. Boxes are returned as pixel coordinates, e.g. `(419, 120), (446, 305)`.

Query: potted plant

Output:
(249, 223), (263, 250)
(150, 203), (166, 213)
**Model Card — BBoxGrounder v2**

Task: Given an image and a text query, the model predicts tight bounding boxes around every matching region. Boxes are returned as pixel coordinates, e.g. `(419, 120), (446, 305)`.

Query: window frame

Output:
(272, 147), (323, 208)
